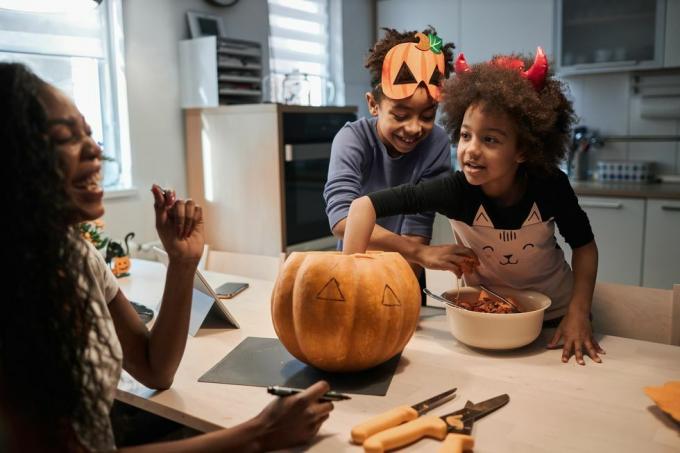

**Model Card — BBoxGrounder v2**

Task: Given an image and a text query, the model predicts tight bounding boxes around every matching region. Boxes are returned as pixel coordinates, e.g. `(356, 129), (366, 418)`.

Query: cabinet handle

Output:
(661, 205), (680, 212)
(580, 201), (623, 209)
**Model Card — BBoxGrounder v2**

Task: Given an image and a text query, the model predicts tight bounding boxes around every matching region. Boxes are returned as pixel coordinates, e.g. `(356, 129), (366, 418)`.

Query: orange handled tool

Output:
(350, 387), (456, 444)
(362, 393), (509, 453)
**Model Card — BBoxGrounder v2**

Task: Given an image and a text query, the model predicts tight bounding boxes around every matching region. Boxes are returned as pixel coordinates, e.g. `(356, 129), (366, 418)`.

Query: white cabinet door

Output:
(665, 0), (680, 67)
(557, 196), (645, 285)
(460, 0), (554, 63)
(643, 199), (680, 288)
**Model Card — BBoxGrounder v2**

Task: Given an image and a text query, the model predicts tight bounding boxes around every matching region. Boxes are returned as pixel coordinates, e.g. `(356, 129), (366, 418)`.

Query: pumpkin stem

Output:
(414, 32), (429, 51)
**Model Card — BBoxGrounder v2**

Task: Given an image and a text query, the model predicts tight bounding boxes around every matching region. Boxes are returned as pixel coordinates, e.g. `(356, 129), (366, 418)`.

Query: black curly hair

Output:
(365, 26), (455, 101)
(440, 52), (576, 175)
(0, 62), (113, 451)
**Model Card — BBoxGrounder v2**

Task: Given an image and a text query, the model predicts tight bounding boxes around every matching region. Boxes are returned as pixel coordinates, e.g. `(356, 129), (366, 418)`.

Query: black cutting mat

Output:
(198, 337), (401, 396)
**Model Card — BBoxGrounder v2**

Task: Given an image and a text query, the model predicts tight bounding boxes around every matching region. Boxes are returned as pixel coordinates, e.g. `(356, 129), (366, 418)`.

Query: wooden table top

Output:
(117, 260), (680, 452)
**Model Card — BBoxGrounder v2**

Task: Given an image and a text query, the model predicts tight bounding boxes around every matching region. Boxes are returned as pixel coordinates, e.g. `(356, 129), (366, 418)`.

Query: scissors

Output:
(351, 388), (457, 444)
(362, 393), (509, 453)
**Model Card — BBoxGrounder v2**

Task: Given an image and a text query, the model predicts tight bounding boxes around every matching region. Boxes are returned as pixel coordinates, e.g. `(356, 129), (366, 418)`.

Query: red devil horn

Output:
(454, 53), (471, 74)
(523, 46), (548, 91)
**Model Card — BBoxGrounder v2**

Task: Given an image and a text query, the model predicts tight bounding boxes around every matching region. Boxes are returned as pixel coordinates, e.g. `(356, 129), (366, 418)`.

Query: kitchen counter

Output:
(571, 180), (680, 199)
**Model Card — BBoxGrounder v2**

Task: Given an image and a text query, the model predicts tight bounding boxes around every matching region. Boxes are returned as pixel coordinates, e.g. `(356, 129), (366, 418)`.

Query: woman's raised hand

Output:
(151, 184), (205, 263)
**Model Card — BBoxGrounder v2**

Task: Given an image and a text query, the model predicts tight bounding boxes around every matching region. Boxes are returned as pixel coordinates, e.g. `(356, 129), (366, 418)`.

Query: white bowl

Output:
(439, 286), (551, 350)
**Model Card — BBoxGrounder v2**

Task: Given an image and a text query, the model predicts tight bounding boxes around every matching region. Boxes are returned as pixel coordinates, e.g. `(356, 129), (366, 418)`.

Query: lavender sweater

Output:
(323, 116), (451, 244)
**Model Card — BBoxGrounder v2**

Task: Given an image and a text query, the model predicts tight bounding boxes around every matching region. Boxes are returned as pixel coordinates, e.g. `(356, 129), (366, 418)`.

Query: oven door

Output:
(283, 143), (335, 248)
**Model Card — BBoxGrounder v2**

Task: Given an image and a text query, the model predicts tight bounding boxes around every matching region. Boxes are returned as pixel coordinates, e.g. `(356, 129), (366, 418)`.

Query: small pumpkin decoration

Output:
(112, 255), (131, 278)
(271, 251), (421, 372)
(381, 32), (445, 101)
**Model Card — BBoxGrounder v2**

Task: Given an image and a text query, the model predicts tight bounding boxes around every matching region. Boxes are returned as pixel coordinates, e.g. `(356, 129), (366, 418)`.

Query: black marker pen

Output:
(267, 385), (351, 402)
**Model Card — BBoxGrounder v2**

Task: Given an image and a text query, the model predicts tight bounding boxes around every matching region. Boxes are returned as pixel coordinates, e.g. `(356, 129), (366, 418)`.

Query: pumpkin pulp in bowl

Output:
(440, 286), (551, 350)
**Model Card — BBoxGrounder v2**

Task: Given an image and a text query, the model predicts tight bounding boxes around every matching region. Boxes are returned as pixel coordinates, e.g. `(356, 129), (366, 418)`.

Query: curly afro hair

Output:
(1, 62), (115, 451)
(365, 26), (455, 100)
(440, 52), (576, 175)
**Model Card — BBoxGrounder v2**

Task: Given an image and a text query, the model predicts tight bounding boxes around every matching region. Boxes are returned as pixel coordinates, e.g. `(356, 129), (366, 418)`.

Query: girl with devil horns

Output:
(323, 28), (478, 294)
(343, 48), (603, 367)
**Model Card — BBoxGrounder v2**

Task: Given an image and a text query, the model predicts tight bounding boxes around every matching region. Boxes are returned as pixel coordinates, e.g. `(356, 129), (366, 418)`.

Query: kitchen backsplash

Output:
(563, 70), (680, 177)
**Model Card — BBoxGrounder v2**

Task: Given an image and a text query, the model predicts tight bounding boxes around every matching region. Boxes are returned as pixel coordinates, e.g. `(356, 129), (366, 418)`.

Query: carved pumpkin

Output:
(271, 251), (421, 372)
(381, 32), (445, 101)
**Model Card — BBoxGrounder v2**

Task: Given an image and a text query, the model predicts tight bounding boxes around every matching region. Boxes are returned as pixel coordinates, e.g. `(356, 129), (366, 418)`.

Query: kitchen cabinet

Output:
(184, 104), (356, 257)
(642, 199), (680, 288)
(556, 0), (669, 74)
(558, 196), (645, 285)
(665, 0), (680, 67)
(376, 0), (553, 64)
(459, 0), (554, 63)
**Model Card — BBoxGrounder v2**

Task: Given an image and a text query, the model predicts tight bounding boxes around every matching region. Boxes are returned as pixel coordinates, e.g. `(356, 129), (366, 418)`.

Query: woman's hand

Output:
(255, 381), (334, 451)
(547, 311), (605, 365)
(415, 244), (479, 277)
(151, 184), (205, 263)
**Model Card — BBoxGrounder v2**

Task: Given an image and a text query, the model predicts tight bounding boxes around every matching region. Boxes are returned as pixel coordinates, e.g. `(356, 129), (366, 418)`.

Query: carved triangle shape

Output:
(393, 62), (417, 85)
(382, 285), (401, 306)
(316, 277), (345, 302)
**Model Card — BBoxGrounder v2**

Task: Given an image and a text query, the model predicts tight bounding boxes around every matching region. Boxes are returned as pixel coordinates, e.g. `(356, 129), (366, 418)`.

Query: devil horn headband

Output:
(454, 46), (548, 91)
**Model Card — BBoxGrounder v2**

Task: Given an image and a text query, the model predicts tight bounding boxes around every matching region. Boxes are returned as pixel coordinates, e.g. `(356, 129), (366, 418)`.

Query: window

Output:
(267, 0), (336, 106)
(0, 0), (132, 191)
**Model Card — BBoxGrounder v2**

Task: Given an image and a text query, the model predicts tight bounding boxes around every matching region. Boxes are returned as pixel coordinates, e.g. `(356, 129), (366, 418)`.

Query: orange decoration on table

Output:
(644, 381), (680, 422)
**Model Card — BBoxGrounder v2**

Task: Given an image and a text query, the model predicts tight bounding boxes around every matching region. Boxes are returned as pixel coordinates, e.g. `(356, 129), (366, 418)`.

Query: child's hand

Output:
(151, 184), (205, 264)
(415, 244), (479, 277)
(547, 311), (605, 365)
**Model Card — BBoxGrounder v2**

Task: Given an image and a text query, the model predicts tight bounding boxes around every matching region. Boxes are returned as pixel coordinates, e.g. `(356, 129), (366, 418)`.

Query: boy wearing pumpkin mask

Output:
(324, 27), (476, 283)
(342, 48), (603, 366)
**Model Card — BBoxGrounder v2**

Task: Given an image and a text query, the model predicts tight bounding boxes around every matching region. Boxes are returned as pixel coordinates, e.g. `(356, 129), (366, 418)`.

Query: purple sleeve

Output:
(323, 126), (367, 231)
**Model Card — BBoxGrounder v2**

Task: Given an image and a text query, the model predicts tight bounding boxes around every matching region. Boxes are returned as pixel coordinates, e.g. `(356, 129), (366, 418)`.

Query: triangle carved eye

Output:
(429, 67), (442, 85)
(393, 62), (417, 85)
(382, 284), (401, 306)
(316, 277), (345, 302)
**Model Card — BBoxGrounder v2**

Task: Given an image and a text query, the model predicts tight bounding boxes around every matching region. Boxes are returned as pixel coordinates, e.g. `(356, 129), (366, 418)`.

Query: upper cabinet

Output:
(556, 0), (679, 75)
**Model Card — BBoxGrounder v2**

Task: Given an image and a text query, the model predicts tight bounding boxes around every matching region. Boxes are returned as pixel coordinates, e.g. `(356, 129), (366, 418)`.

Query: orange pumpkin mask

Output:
(381, 32), (446, 101)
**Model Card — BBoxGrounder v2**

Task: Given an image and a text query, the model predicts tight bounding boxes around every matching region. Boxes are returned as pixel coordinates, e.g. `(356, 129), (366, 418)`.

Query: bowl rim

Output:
(440, 285), (552, 317)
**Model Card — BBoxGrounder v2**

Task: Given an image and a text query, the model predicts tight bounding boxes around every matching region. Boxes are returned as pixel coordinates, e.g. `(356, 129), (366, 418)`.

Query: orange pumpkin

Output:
(381, 32), (445, 101)
(271, 251), (421, 372)
(112, 256), (131, 277)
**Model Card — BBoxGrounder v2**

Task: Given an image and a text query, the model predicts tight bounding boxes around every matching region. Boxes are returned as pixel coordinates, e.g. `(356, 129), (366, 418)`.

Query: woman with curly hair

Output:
(323, 27), (475, 290)
(342, 49), (603, 366)
(0, 62), (332, 452)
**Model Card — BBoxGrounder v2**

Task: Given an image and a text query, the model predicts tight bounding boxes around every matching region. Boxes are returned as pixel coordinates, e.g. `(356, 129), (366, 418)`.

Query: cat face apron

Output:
(451, 202), (573, 319)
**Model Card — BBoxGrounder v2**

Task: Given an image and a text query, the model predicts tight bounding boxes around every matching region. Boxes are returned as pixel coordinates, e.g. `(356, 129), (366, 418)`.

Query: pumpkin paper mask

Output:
(381, 32), (446, 101)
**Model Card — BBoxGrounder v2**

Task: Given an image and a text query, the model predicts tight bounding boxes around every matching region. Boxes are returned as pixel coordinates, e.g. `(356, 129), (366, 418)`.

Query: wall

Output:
(103, 0), (270, 244)
(564, 71), (680, 175)
(341, 0), (375, 119)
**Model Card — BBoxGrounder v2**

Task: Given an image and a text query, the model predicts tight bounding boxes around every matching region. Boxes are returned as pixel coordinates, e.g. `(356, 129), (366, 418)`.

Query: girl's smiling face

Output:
(457, 103), (525, 199)
(367, 86), (437, 157)
(41, 85), (105, 223)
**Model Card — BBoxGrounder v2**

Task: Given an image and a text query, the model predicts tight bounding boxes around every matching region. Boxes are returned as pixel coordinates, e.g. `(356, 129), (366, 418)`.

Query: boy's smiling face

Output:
(366, 86), (437, 157)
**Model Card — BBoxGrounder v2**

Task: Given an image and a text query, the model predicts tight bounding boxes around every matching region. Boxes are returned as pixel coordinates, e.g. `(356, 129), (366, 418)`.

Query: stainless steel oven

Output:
(282, 110), (356, 252)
